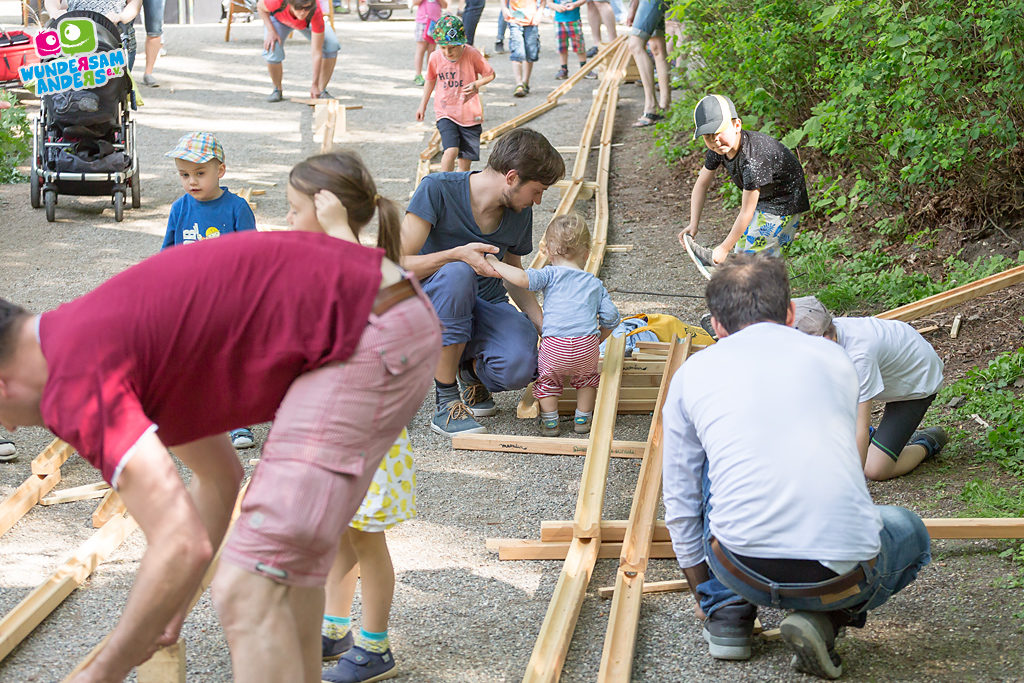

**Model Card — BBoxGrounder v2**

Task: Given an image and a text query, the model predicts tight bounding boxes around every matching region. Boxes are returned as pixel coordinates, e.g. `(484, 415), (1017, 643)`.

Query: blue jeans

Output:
(421, 261), (538, 392)
(263, 17), (341, 63)
(497, 12), (508, 43)
(508, 24), (540, 62)
(142, 0), (165, 36)
(697, 462), (931, 621)
(628, 0), (666, 40)
(462, 0), (485, 44)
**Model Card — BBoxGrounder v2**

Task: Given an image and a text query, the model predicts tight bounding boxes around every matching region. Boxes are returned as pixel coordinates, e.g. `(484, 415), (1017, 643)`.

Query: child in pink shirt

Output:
(415, 15), (496, 172)
(412, 0), (446, 85)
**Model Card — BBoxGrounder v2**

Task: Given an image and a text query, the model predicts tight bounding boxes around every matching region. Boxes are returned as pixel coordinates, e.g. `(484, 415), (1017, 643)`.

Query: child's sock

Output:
(322, 615), (351, 640)
(357, 627), (390, 653)
(435, 379), (460, 406)
(578, 61), (587, 69)
(574, 409), (593, 421)
(540, 409), (559, 422)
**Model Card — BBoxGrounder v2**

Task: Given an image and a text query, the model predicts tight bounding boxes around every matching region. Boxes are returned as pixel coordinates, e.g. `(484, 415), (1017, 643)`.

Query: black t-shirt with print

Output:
(704, 130), (811, 216)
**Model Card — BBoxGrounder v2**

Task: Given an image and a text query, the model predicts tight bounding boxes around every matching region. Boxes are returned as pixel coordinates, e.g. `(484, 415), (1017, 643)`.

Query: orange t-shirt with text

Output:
(426, 46), (494, 127)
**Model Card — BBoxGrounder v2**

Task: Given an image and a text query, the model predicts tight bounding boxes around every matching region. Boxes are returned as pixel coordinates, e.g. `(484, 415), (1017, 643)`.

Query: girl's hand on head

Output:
(314, 189), (347, 230)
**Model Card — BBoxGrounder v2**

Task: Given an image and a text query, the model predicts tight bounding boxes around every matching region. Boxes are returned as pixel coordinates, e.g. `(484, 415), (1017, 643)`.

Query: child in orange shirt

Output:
(415, 15), (496, 172)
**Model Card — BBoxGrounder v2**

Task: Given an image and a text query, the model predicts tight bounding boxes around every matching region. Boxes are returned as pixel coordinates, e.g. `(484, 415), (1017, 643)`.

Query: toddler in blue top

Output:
(487, 212), (619, 436)
(161, 131), (258, 449)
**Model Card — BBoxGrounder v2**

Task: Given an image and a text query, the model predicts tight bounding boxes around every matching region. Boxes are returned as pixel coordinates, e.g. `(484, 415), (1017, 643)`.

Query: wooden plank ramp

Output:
(876, 263), (1024, 322)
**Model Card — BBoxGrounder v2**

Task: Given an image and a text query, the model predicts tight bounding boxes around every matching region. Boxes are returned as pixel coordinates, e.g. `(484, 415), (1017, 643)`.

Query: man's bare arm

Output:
(400, 211), (500, 279)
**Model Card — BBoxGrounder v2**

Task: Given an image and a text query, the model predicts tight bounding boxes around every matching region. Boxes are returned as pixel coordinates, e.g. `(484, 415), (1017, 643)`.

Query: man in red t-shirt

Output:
(0, 231), (439, 682)
(257, 0), (340, 101)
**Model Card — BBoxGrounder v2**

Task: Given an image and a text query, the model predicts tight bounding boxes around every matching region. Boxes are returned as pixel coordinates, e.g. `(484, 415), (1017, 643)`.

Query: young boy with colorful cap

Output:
(416, 16), (496, 172)
(679, 94), (810, 267)
(161, 132), (258, 450)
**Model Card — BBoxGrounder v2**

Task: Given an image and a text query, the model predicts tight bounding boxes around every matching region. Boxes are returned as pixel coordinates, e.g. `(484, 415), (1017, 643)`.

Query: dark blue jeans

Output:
(462, 0), (485, 44)
(697, 461), (931, 621)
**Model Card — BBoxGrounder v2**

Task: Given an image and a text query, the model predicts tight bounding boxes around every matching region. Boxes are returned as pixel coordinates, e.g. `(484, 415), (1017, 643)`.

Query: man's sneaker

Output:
(555, 66), (569, 80)
(230, 428), (255, 449)
(494, 40), (505, 53)
(0, 440), (16, 462)
(699, 312), (718, 341)
(322, 645), (397, 683)
(141, 73), (158, 87)
(909, 426), (948, 459)
(267, 88), (283, 102)
(780, 611), (843, 679)
(431, 401), (486, 436)
(690, 240), (716, 267)
(573, 415), (591, 434)
(413, 74), (425, 86)
(539, 416), (560, 437)
(318, 89), (335, 99)
(457, 366), (497, 417)
(322, 630), (354, 661)
(702, 602), (756, 660)
(585, 46), (598, 58)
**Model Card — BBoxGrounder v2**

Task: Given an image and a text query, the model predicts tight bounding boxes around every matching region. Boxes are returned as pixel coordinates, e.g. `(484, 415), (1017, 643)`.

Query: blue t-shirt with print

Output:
(554, 6), (580, 21)
(406, 171), (533, 304)
(527, 265), (619, 338)
(161, 188), (257, 250)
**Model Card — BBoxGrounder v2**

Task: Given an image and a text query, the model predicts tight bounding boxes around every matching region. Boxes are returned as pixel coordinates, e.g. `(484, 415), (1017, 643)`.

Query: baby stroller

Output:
(29, 10), (139, 222)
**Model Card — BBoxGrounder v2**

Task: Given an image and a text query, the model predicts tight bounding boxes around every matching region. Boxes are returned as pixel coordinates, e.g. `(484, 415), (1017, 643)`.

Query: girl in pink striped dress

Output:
(486, 212), (619, 436)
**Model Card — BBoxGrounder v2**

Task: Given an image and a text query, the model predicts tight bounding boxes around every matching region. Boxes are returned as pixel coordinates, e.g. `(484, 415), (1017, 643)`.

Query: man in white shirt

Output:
(792, 296), (947, 481)
(662, 253), (931, 679)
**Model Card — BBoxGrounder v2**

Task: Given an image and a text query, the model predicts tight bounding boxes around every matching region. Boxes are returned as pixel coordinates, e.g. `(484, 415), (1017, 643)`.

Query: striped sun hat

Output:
(692, 94), (738, 140)
(165, 132), (225, 163)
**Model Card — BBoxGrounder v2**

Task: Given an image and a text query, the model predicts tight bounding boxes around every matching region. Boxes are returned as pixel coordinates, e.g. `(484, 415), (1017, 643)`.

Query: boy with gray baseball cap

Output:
(680, 94), (810, 269)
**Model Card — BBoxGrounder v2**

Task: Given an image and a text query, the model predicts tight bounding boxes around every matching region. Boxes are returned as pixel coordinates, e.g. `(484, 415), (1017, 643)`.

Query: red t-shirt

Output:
(38, 231), (382, 483)
(264, 0), (325, 32)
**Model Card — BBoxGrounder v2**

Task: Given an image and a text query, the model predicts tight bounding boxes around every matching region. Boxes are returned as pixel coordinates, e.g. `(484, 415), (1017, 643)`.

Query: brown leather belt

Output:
(372, 278), (416, 315)
(710, 537), (876, 604)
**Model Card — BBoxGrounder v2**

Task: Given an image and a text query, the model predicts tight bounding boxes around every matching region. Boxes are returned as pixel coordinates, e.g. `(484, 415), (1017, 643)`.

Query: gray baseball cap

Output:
(792, 296), (833, 336)
(693, 94), (739, 140)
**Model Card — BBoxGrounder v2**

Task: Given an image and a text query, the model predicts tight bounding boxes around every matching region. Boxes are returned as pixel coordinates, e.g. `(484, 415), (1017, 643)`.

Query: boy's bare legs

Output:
(457, 157), (472, 171)
(864, 444), (928, 482)
(440, 147), (459, 172)
(268, 62), (284, 92)
(213, 564), (324, 683)
(512, 60), (525, 86)
(648, 35), (670, 110)
(522, 60), (534, 87)
(575, 385), (596, 413)
(320, 56), (337, 91)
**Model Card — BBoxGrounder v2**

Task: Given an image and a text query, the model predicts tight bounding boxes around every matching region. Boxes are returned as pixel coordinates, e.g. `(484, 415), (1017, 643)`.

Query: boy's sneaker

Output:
(0, 440), (16, 462)
(322, 631), (354, 661)
(230, 428), (255, 449)
(513, 83), (527, 97)
(413, 74), (425, 86)
(431, 401), (487, 436)
(322, 645), (397, 683)
(457, 366), (497, 417)
(494, 40), (505, 53)
(690, 240), (716, 267)
(585, 46), (598, 58)
(267, 88), (283, 102)
(702, 602), (756, 660)
(555, 66), (569, 80)
(909, 426), (948, 459)
(582, 68), (597, 79)
(573, 415), (591, 434)
(539, 416), (560, 437)
(780, 611), (843, 679)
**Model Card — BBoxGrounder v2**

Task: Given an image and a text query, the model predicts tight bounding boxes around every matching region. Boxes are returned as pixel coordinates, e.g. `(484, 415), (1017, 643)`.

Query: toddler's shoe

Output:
(230, 428), (255, 449)
(413, 74), (425, 86)
(322, 645), (397, 683)
(555, 66), (568, 80)
(322, 631), (354, 661)
(539, 416), (560, 437)
(573, 415), (591, 434)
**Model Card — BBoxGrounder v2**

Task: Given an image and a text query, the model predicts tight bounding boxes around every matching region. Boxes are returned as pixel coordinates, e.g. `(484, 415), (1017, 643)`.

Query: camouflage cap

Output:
(432, 14), (467, 46)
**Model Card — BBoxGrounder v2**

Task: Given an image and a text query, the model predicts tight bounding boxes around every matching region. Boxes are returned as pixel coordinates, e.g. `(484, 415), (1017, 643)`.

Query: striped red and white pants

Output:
(533, 335), (601, 399)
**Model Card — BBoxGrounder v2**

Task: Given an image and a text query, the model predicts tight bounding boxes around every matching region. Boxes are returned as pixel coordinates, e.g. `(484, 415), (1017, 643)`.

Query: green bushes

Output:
(662, 0), (1024, 231)
(0, 91), (31, 183)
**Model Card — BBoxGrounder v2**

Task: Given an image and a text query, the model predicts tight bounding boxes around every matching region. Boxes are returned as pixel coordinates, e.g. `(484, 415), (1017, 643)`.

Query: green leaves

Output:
(0, 90), (31, 184)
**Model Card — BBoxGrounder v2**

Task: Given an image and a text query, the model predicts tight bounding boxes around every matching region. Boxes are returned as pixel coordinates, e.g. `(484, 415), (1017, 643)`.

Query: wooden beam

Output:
(480, 100), (560, 144)
(452, 433), (647, 459)
(31, 439), (74, 476)
(597, 578), (688, 599)
(522, 538), (600, 682)
(137, 641), (186, 683)
(0, 512), (137, 662)
(40, 482), (110, 506)
(91, 490), (123, 528)
(574, 334), (625, 538)
(877, 263), (1024, 322)
(0, 470), (61, 538)
(487, 538), (676, 561)
(544, 36), (624, 103)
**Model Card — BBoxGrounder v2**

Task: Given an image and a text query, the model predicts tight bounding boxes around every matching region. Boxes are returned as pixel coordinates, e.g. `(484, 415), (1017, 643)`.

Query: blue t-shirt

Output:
(554, 6), (580, 21)
(407, 171), (533, 304)
(161, 188), (257, 249)
(527, 265), (619, 337)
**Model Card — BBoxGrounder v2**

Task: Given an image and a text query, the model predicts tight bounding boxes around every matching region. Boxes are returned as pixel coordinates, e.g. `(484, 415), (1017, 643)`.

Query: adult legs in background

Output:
(141, 0), (166, 85)
(462, 0), (485, 44)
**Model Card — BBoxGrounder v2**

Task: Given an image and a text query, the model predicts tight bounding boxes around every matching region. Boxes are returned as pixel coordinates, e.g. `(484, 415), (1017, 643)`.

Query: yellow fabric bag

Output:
(621, 313), (715, 346)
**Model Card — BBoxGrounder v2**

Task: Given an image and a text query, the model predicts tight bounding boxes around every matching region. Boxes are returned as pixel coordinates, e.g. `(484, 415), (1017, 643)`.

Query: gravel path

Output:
(1, 2), (1023, 681)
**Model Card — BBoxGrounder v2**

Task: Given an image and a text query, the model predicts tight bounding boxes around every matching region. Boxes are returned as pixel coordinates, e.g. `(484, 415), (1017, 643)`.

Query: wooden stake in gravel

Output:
(0, 439), (74, 537)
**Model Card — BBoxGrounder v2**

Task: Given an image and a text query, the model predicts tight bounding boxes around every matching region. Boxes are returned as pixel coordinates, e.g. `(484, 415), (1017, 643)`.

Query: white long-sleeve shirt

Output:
(662, 322), (882, 569)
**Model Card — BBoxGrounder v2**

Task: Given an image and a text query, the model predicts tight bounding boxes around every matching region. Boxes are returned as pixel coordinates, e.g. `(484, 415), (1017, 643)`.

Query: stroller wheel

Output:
(44, 189), (56, 222)
(30, 166), (41, 209)
(113, 191), (124, 222)
(131, 168), (141, 209)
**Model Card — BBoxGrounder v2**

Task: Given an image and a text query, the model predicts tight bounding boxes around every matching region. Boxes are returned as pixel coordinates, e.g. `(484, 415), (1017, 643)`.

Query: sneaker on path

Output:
(494, 40), (505, 53)
(431, 401), (486, 436)
(267, 88), (283, 102)
(321, 645), (397, 683)
(230, 428), (255, 449)
(317, 89), (335, 99)
(0, 440), (16, 462)
(585, 46), (598, 58)
(780, 611), (843, 679)
(555, 66), (568, 80)
(413, 74), (425, 86)
(513, 83), (527, 97)
(322, 631), (354, 661)
(141, 73), (158, 87)
(909, 426), (948, 459)
(582, 68), (597, 79)
(702, 602), (756, 661)
(457, 366), (497, 417)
